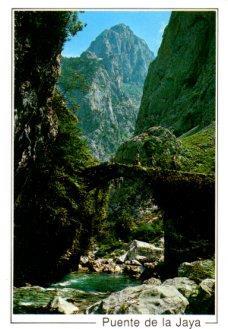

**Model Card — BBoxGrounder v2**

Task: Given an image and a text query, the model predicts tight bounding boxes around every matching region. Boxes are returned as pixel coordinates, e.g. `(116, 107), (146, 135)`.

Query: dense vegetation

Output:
(135, 12), (215, 136)
(179, 123), (215, 175)
(14, 12), (107, 286)
(96, 12), (215, 266)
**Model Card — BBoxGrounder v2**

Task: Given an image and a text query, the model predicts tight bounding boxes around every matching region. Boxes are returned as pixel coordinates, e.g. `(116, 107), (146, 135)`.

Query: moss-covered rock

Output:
(178, 259), (215, 283)
(115, 126), (181, 169)
(186, 278), (215, 314)
(13, 286), (107, 314)
(162, 277), (199, 299)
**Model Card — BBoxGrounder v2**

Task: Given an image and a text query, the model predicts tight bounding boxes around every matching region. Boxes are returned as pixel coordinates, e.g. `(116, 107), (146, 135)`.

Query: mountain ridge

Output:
(59, 23), (154, 160)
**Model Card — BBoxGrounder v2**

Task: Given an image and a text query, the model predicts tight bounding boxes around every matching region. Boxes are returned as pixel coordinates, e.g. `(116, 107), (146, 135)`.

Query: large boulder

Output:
(87, 258), (123, 274)
(126, 240), (164, 263)
(13, 286), (55, 314)
(143, 278), (161, 286)
(87, 284), (188, 314)
(200, 278), (215, 296)
(186, 278), (215, 314)
(123, 264), (144, 279)
(162, 277), (199, 299)
(13, 286), (107, 314)
(116, 253), (128, 264)
(50, 296), (79, 314)
(178, 259), (215, 283)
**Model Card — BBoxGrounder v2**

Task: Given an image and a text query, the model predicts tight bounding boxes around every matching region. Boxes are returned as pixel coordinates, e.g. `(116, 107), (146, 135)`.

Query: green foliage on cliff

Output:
(179, 123), (215, 175)
(135, 12), (215, 137)
(14, 11), (108, 286)
(59, 56), (101, 95)
(52, 92), (96, 170)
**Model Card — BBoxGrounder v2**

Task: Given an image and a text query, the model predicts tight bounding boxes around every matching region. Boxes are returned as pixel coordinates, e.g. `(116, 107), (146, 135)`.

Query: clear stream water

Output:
(14, 273), (140, 314)
(51, 272), (140, 293)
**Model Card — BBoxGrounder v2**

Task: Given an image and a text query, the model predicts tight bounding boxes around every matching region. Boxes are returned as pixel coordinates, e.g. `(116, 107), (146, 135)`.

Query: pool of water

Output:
(51, 272), (140, 293)
(14, 273), (141, 314)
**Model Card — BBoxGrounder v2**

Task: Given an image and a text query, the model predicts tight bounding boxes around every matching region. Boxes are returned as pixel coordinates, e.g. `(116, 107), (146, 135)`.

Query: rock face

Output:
(135, 12), (215, 136)
(59, 24), (154, 160)
(14, 12), (107, 286)
(87, 284), (189, 314)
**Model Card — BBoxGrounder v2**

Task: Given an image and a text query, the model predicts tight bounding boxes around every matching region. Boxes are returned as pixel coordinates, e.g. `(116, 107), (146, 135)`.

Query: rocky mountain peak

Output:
(60, 24), (154, 160)
(85, 23), (154, 84)
(110, 23), (131, 32)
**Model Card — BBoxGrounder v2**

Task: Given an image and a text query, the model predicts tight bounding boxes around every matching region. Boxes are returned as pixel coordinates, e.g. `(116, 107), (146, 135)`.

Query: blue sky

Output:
(62, 11), (171, 57)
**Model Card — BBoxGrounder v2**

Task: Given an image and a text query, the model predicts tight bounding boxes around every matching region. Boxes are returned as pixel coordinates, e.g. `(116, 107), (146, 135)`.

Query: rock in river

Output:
(87, 284), (188, 314)
(50, 296), (79, 314)
(126, 240), (164, 263)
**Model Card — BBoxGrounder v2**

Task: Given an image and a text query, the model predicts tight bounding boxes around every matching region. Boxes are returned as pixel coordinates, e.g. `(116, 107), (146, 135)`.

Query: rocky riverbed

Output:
(14, 239), (215, 315)
(78, 239), (164, 279)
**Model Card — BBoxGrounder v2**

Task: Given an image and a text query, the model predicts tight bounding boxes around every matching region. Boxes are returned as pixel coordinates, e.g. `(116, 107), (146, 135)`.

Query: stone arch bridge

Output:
(80, 162), (215, 276)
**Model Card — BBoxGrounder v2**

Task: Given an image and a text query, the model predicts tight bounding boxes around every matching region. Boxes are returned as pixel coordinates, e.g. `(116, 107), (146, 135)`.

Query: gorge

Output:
(13, 11), (216, 315)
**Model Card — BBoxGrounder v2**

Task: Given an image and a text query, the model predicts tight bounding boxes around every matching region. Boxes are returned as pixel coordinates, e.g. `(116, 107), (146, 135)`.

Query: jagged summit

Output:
(110, 23), (132, 32)
(60, 24), (154, 160)
(85, 23), (154, 84)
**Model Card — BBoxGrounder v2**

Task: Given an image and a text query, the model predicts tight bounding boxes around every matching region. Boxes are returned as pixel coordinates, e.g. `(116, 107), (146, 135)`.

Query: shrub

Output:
(131, 220), (164, 243)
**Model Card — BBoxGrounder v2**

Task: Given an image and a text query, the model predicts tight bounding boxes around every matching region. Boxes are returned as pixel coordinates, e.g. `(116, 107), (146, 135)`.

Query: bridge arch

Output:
(80, 163), (215, 276)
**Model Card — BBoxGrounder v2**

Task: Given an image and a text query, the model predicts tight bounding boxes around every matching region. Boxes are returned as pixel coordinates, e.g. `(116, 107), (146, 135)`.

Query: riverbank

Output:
(14, 239), (215, 315)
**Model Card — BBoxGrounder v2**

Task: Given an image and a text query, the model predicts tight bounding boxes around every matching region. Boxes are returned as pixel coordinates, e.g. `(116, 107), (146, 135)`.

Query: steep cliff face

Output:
(59, 24), (154, 160)
(110, 12), (216, 274)
(14, 12), (107, 286)
(135, 12), (215, 136)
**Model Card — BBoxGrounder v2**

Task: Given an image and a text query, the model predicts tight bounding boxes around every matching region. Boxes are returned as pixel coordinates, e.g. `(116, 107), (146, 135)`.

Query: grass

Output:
(179, 123), (215, 175)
